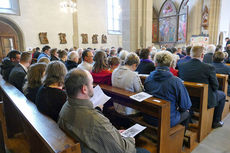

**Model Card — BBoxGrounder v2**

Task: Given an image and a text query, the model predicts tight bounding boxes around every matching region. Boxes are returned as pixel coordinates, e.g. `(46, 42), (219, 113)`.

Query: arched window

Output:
(178, 0), (188, 43)
(0, 0), (20, 15)
(159, 0), (177, 44)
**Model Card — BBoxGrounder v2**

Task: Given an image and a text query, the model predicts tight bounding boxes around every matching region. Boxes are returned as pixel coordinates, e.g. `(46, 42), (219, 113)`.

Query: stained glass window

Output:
(159, 0), (178, 43)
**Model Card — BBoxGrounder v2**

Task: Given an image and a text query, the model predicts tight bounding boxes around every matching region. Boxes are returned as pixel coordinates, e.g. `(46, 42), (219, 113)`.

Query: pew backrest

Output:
(99, 84), (184, 153)
(0, 77), (81, 153)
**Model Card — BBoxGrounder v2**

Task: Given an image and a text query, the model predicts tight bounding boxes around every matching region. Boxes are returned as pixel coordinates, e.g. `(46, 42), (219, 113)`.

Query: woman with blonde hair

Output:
(23, 63), (47, 102)
(35, 61), (67, 122)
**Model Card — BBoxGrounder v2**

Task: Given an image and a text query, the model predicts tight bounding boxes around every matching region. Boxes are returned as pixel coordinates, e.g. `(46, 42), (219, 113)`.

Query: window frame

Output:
(0, 0), (20, 15)
(107, 0), (122, 35)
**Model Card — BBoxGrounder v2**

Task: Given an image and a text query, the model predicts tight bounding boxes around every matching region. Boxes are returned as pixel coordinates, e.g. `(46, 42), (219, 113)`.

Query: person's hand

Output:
(98, 104), (104, 111)
(119, 130), (125, 133)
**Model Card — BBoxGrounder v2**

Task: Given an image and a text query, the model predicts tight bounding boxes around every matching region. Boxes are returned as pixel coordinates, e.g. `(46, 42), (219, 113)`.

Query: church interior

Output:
(0, 0), (230, 153)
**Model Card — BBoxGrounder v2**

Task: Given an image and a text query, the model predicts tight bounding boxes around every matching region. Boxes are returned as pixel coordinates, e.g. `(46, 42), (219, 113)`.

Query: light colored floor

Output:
(192, 114), (230, 153)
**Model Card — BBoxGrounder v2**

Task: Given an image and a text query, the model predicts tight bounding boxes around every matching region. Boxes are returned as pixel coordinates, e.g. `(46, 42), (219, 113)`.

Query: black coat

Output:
(136, 60), (155, 74)
(203, 53), (213, 64)
(178, 58), (219, 108)
(1, 57), (16, 81)
(65, 60), (78, 71)
(9, 64), (27, 92)
(50, 55), (59, 61)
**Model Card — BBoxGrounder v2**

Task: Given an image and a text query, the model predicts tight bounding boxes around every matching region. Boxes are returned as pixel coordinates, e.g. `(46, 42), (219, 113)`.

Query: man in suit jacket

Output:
(178, 46), (226, 128)
(203, 44), (216, 64)
(9, 52), (32, 92)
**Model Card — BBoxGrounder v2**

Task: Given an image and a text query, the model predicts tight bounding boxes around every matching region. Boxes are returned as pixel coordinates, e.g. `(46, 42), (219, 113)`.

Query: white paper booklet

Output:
(130, 92), (152, 102)
(138, 74), (150, 77)
(90, 85), (111, 108)
(121, 124), (147, 138)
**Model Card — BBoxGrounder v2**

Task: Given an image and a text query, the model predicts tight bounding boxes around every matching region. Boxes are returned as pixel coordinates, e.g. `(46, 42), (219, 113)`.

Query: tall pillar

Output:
(72, 0), (79, 48)
(121, 0), (139, 51)
(209, 0), (221, 44)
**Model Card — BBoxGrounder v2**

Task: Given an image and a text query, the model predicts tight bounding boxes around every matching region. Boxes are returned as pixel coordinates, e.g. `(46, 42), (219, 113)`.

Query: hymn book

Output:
(130, 92), (152, 102)
(121, 124), (147, 138)
(90, 85), (111, 108)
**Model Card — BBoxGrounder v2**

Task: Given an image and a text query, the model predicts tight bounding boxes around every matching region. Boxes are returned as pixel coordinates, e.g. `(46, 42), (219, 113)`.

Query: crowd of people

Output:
(1, 42), (230, 153)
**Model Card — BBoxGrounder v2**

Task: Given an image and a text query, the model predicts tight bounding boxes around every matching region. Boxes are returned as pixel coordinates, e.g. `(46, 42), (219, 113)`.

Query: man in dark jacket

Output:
(178, 46), (226, 128)
(136, 48), (155, 74)
(65, 51), (79, 71)
(177, 46), (192, 67)
(203, 44), (216, 64)
(33, 47), (40, 59)
(9, 52), (32, 92)
(212, 51), (230, 96)
(1, 50), (21, 81)
(144, 51), (191, 128)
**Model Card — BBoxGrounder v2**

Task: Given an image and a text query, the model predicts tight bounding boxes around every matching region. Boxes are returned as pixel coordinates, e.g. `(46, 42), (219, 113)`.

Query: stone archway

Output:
(0, 16), (24, 60)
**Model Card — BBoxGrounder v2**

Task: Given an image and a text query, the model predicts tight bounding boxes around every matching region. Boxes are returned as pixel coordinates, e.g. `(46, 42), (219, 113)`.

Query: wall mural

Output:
(92, 34), (98, 44)
(58, 33), (67, 44)
(81, 33), (88, 44)
(101, 34), (107, 44)
(39, 32), (49, 44)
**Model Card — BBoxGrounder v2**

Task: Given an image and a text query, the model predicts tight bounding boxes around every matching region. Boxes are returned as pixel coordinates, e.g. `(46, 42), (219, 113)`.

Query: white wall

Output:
(77, 0), (122, 49)
(0, 0), (74, 50)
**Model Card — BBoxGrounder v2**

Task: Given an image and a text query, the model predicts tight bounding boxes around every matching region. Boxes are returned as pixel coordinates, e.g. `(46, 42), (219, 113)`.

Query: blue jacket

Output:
(37, 52), (50, 61)
(144, 66), (192, 127)
(177, 56), (191, 67)
(212, 62), (230, 96)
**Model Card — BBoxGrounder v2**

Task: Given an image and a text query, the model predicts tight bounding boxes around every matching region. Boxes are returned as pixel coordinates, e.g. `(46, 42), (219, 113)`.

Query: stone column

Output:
(208, 0), (221, 44)
(121, 0), (139, 51)
(72, 0), (79, 48)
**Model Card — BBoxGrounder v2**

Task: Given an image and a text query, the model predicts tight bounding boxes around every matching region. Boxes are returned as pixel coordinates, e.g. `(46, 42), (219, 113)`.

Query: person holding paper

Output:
(112, 52), (144, 115)
(58, 69), (149, 153)
(144, 51), (192, 128)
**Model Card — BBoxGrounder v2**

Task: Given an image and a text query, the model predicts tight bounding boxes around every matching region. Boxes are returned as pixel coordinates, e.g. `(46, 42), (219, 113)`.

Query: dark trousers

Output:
(213, 90), (226, 123)
(136, 148), (150, 153)
(178, 111), (190, 129)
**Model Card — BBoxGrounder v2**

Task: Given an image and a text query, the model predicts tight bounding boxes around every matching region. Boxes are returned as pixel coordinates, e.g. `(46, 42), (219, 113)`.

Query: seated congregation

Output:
(1, 43), (230, 153)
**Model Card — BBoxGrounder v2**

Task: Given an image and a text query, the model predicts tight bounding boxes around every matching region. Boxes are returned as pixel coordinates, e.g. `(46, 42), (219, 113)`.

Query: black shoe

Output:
(212, 121), (224, 129)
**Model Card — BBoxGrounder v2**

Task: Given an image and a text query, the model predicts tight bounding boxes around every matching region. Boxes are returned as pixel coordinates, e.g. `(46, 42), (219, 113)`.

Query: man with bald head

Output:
(178, 46), (226, 128)
(58, 69), (150, 153)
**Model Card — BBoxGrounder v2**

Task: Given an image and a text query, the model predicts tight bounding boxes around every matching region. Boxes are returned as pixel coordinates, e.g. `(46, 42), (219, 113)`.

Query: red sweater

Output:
(170, 67), (178, 77)
(91, 69), (112, 85)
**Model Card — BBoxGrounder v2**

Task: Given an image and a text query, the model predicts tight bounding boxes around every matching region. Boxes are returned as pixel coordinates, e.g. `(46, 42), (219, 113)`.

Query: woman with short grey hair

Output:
(112, 52), (143, 115)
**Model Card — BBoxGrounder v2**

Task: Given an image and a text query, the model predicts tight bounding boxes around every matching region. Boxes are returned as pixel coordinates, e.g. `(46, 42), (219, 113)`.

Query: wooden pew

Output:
(99, 84), (185, 153)
(225, 63), (230, 67)
(0, 77), (81, 153)
(139, 75), (212, 143)
(183, 82), (213, 142)
(216, 74), (230, 119)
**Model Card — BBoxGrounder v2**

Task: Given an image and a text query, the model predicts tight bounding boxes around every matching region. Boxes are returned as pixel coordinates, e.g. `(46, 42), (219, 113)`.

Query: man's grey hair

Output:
(154, 51), (173, 67)
(206, 44), (216, 54)
(67, 51), (79, 61)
